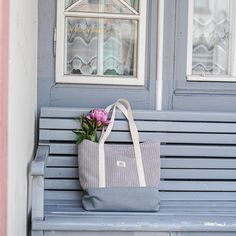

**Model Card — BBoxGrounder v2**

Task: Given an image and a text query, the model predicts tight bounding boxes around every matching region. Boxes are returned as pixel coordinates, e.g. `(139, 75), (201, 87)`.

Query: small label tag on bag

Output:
(117, 161), (126, 168)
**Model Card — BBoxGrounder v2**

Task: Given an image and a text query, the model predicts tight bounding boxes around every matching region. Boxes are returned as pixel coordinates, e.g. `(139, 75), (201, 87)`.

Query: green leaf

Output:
(74, 114), (99, 144)
(88, 134), (97, 142)
(82, 122), (89, 131)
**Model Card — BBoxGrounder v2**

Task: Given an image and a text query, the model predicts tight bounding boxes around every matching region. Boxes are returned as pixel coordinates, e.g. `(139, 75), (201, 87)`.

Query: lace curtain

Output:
(65, 0), (138, 10)
(65, 0), (138, 77)
(192, 0), (230, 76)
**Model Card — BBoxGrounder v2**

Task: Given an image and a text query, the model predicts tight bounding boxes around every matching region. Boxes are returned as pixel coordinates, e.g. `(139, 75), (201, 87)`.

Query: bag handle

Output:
(98, 99), (146, 188)
(100, 99), (139, 143)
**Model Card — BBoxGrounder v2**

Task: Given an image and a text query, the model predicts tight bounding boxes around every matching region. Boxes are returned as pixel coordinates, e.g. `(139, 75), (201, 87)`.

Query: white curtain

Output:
(192, 0), (230, 76)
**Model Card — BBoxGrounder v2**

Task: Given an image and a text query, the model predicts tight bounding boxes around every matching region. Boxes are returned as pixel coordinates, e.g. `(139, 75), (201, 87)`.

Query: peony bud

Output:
(96, 120), (102, 127)
(86, 115), (91, 120)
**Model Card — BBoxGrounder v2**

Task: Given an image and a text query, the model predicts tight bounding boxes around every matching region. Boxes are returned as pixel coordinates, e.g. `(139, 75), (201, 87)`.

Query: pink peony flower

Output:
(75, 108), (110, 144)
(88, 108), (110, 126)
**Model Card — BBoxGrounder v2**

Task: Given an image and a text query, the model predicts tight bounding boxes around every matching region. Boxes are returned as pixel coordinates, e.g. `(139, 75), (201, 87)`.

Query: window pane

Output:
(124, 0), (139, 12)
(65, 17), (138, 77)
(66, 0), (135, 14)
(65, 0), (78, 9)
(66, 18), (98, 75)
(192, 0), (231, 76)
(103, 19), (138, 76)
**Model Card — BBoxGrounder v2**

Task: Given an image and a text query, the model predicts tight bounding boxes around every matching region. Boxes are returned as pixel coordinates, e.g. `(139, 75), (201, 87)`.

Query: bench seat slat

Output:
(44, 204), (236, 216)
(45, 168), (236, 180)
(44, 232), (170, 236)
(44, 199), (236, 208)
(33, 214), (236, 232)
(40, 130), (236, 144)
(40, 119), (236, 133)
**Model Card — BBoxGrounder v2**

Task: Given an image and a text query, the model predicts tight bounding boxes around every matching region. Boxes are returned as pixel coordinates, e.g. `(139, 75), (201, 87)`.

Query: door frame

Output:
(156, 0), (164, 110)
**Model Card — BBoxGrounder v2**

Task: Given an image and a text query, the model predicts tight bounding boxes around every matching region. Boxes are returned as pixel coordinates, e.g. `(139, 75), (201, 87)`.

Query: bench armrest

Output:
(31, 145), (49, 221)
(31, 146), (49, 176)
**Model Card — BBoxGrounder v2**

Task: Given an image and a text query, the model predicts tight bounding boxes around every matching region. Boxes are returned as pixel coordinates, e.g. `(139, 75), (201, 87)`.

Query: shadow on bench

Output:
(31, 107), (236, 236)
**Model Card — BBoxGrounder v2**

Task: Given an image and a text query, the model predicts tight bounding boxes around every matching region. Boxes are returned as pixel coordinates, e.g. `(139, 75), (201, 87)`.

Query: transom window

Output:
(187, 0), (236, 81)
(56, 0), (147, 85)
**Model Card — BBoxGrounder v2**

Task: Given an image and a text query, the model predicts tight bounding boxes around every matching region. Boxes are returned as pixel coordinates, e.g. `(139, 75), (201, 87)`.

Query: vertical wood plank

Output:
(0, 0), (9, 234)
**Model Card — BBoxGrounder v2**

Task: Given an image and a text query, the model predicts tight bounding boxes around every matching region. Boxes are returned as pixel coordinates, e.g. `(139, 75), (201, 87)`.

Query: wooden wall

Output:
(0, 0), (9, 235)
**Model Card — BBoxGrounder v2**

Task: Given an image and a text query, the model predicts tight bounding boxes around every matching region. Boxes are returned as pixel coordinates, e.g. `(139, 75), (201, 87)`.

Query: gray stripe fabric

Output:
(78, 140), (160, 189)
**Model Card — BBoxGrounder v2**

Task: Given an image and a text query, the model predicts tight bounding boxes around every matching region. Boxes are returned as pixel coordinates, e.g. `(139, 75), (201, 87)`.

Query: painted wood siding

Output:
(7, 0), (38, 235)
(38, 0), (158, 111)
(163, 0), (236, 111)
(38, 0), (236, 110)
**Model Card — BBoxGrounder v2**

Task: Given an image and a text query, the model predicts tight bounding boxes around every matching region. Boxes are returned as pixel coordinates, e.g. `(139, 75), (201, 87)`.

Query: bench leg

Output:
(32, 230), (43, 236)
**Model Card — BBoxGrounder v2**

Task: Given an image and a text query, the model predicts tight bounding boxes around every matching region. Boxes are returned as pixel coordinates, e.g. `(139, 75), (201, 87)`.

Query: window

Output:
(56, 0), (147, 85)
(187, 0), (236, 81)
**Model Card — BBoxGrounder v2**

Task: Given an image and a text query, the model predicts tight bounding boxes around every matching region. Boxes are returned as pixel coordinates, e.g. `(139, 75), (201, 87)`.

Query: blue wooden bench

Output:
(31, 107), (236, 236)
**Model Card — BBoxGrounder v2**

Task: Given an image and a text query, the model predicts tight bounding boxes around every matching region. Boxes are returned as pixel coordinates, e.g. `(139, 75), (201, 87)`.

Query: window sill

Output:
(187, 75), (236, 83)
(56, 75), (145, 86)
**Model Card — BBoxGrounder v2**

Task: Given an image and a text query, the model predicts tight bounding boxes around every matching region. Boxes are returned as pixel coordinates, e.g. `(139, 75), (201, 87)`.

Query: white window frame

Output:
(56, 0), (147, 85)
(186, 0), (236, 82)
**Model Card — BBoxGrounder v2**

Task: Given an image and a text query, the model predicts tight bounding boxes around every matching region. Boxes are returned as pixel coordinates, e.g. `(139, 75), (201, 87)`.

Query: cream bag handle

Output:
(98, 99), (146, 188)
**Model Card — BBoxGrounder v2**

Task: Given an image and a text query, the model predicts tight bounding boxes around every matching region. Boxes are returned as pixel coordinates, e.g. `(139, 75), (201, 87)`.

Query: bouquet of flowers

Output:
(74, 108), (110, 144)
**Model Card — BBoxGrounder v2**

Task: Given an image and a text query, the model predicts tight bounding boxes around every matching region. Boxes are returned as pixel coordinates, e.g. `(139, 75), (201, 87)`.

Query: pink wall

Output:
(0, 0), (9, 235)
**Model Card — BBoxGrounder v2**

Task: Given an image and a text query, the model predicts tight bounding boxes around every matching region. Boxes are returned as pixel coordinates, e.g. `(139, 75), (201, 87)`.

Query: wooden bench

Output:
(31, 107), (236, 236)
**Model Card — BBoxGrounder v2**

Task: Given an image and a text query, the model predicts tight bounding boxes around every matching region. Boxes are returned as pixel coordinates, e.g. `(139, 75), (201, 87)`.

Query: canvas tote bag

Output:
(78, 99), (161, 212)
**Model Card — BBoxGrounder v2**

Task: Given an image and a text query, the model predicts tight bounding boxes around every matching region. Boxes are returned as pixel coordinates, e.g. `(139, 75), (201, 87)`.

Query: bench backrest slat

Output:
(39, 108), (236, 202)
(44, 179), (236, 191)
(40, 107), (236, 122)
(44, 167), (236, 180)
(40, 130), (236, 144)
(46, 143), (236, 157)
(44, 190), (236, 201)
(40, 118), (236, 133)
(46, 156), (236, 168)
